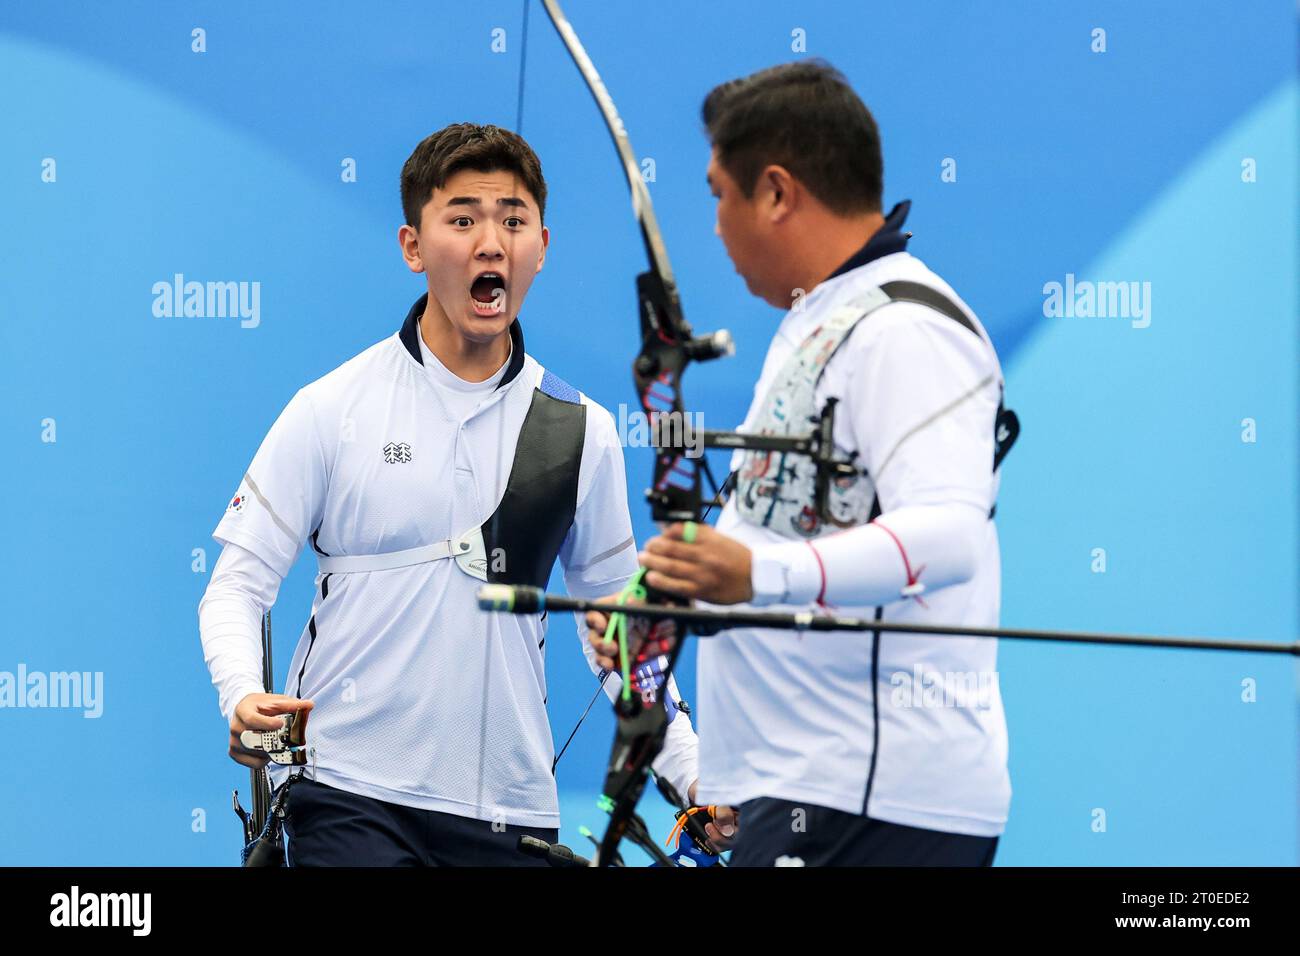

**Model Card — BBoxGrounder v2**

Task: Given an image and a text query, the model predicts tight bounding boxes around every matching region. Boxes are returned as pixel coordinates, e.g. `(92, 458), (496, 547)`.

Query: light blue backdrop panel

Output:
(0, 1), (1294, 865)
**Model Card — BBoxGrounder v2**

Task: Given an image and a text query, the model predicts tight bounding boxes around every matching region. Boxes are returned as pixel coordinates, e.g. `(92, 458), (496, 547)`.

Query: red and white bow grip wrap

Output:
(747, 501), (987, 609)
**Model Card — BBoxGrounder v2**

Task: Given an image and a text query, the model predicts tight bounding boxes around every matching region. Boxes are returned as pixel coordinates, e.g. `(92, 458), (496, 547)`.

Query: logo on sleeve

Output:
(227, 494), (247, 513)
(383, 442), (413, 464)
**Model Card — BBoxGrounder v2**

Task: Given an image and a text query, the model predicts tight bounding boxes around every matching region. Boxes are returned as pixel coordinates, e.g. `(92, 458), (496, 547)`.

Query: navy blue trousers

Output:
(282, 777), (559, 867)
(729, 797), (999, 867)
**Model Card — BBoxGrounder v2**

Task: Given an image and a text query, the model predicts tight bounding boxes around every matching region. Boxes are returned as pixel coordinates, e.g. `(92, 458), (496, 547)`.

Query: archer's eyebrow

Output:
(445, 196), (531, 210)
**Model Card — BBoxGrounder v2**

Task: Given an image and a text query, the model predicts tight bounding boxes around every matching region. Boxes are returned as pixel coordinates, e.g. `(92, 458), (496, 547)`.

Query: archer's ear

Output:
(535, 225), (550, 273)
(760, 165), (799, 224)
(398, 224), (425, 274)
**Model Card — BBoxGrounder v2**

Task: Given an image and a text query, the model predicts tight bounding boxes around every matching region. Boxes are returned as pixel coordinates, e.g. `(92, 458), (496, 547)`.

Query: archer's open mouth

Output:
(469, 271), (507, 315)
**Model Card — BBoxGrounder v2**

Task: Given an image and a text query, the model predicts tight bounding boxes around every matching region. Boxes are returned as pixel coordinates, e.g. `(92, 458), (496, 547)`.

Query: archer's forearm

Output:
(198, 542), (283, 723)
(749, 501), (987, 608)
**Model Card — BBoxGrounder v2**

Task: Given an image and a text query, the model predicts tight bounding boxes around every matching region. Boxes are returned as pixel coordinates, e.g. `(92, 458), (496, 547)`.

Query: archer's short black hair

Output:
(702, 60), (883, 214)
(400, 123), (548, 229)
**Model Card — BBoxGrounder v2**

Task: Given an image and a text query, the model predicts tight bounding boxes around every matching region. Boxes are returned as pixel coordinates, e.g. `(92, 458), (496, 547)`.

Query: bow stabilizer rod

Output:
(479, 585), (1300, 657)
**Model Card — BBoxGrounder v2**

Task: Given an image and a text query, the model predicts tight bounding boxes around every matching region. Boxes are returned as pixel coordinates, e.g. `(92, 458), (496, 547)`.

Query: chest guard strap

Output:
(317, 369), (585, 588)
(733, 280), (1018, 539)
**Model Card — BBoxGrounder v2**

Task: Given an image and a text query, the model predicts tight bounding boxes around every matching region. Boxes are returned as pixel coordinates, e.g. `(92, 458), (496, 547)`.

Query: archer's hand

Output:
(688, 780), (739, 852)
(641, 522), (754, 605)
(229, 693), (313, 769)
(585, 591), (620, 673)
(586, 591), (678, 673)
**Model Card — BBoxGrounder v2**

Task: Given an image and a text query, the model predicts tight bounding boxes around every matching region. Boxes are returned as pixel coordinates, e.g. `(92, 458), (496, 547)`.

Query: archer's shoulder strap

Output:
(877, 281), (1020, 476)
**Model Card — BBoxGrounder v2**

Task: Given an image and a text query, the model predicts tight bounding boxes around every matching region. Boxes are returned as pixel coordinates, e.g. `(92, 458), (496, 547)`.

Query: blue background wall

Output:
(1, 0), (1295, 865)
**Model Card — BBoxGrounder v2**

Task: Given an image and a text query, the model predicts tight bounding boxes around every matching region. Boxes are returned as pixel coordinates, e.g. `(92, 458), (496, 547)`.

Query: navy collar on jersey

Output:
(398, 292), (526, 391)
(825, 200), (913, 282)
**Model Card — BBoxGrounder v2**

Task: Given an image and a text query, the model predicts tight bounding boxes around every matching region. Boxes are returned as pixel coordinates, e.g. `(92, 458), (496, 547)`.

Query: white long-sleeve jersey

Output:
(199, 304), (697, 827)
(694, 242), (1011, 838)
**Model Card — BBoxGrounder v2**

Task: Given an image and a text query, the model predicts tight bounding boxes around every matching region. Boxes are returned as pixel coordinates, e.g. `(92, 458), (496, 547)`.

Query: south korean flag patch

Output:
(227, 493), (248, 514)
